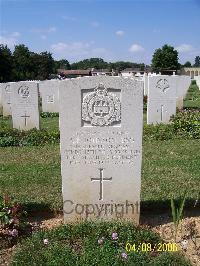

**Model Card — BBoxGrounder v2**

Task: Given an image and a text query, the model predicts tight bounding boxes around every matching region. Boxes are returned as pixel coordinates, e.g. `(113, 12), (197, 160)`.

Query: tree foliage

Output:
(0, 43), (148, 82)
(194, 56), (200, 67)
(71, 58), (108, 70)
(183, 61), (192, 67)
(0, 45), (13, 82)
(152, 44), (179, 71)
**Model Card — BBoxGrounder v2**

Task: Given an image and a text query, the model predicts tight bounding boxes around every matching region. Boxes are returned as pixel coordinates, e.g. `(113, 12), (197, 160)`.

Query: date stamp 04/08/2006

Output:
(125, 242), (179, 253)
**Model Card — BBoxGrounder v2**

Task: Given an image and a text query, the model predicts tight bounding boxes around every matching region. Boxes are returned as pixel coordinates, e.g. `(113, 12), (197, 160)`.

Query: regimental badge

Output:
(18, 85), (30, 98)
(156, 79), (170, 93)
(82, 83), (121, 126)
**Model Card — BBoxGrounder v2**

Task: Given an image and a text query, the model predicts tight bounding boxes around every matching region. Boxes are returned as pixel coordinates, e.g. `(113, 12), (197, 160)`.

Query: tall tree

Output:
(183, 61), (192, 67)
(13, 44), (31, 80)
(71, 58), (108, 70)
(0, 44), (13, 82)
(151, 44), (179, 71)
(54, 59), (70, 71)
(37, 52), (54, 80)
(194, 56), (200, 67)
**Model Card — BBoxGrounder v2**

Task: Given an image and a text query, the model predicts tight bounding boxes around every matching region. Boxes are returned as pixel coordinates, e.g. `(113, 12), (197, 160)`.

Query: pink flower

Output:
(112, 232), (118, 240)
(43, 239), (49, 245)
(9, 229), (18, 237)
(121, 252), (128, 259)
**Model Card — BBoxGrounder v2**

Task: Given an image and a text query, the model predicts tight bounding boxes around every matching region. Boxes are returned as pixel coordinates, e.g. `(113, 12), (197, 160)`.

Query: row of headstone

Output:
(0, 75), (191, 130)
(0, 80), (60, 130)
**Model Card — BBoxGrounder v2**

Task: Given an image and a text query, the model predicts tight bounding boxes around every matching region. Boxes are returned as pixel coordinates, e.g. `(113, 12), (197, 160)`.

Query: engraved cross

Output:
(91, 168), (112, 200)
(21, 112), (30, 126)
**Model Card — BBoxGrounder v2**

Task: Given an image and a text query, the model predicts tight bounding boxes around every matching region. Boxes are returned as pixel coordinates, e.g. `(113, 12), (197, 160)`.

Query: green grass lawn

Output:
(183, 83), (200, 108)
(0, 116), (59, 131)
(0, 138), (199, 211)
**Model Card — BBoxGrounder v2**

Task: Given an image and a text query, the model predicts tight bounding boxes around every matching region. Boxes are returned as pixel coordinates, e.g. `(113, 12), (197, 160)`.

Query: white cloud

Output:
(116, 30), (124, 36)
(41, 35), (47, 40)
(175, 44), (194, 53)
(129, 44), (145, 53)
(50, 41), (109, 61)
(0, 32), (20, 48)
(11, 31), (20, 37)
(91, 21), (100, 27)
(61, 15), (77, 22)
(31, 26), (56, 34)
(152, 29), (160, 33)
(47, 27), (56, 33)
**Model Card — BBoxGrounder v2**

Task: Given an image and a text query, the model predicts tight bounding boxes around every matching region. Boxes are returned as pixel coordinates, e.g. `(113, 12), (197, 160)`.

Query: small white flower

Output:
(43, 239), (49, 245)
(181, 239), (188, 251)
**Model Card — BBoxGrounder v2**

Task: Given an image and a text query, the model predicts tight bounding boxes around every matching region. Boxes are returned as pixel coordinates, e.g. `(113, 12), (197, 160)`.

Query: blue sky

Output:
(0, 0), (200, 64)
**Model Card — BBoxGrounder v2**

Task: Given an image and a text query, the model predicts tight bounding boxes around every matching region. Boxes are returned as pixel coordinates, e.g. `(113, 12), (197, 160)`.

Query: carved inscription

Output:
(64, 131), (140, 165)
(47, 95), (54, 103)
(82, 83), (121, 126)
(156, 79), (169, 93)
(18, 85), (30, 98)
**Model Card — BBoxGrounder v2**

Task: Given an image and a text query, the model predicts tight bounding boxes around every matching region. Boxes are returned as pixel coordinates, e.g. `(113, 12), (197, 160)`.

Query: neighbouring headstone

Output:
(143, 73), (148, 96)
(59, 76), (143, 223)
(2, 82), (13, 116)
(194, 76), (200, 88)
(174, 76), (191, 109)
(11, 81), (40, 130)
(39, 80), (59, 112)
(147, 76), (176, 124)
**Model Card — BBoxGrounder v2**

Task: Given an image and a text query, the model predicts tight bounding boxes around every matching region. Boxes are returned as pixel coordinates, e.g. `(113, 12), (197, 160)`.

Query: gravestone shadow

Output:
(140, 199), (200, 227)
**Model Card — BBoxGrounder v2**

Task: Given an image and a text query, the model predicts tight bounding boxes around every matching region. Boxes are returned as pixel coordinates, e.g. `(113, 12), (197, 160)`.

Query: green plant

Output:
(11, 221), (191, 266)
(0, 128), (60, 147)
(40, 112), (59, 118)
(0, 194), (27, 228)
(170, 189), (187, 241)
(171, 110), (200, 139)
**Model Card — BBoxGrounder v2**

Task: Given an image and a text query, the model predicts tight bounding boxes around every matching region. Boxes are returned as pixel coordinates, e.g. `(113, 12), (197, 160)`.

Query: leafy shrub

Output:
(0, 128), (60, 147)
(40, 112), (59, 118)
(0, 194), (31, 247)
(191, 80), (196, 85)
(171, 110), (200, 139)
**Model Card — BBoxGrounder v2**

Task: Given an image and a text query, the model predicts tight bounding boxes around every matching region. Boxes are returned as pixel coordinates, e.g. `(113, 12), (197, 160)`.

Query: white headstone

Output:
(194, 76), (200, 89)
(39, 80), (59, 112)
(11, 81), (40, 130)
(59, 76), (143, 223)
(2, 82), (12, 116)
(147, 76), (176, 124)
(174, 76), (191, 109)
(143, 73), (148, 96)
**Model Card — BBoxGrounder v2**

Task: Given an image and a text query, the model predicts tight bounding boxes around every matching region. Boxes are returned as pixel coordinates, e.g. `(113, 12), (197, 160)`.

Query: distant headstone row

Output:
(0, 75), (191, 131)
